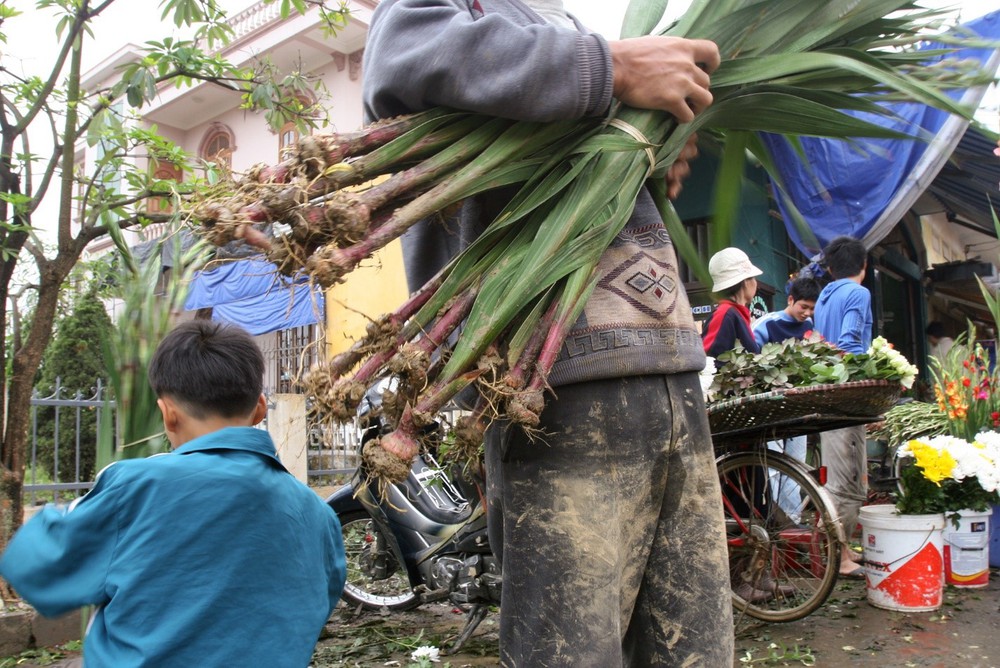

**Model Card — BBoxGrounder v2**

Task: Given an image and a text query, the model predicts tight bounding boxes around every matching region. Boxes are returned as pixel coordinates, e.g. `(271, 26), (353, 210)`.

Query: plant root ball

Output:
(305, 244), (353, 287)
(452, 415), (486, 461)
(507, 389), (545, 428)
(387, 344), (430, 386)
(362, 439), (412, 484)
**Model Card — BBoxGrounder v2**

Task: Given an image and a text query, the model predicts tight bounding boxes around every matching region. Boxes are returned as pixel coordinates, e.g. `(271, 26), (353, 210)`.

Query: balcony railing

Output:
(226, 1), (285, 42)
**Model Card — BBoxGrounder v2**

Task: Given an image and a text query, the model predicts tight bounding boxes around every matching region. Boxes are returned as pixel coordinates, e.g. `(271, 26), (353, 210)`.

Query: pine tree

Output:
(35, 289), (112, 483)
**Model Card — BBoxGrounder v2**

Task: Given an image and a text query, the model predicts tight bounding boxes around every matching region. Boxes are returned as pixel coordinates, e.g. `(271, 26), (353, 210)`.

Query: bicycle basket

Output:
(707, 379), (902, 442)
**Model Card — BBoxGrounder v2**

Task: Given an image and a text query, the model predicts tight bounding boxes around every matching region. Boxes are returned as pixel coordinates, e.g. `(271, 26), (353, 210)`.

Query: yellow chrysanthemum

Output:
(908, 440), (956, 484)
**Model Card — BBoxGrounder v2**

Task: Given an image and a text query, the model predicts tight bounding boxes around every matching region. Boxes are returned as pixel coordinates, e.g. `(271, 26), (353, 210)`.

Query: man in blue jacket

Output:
(0, 320), (347, 667)
(812, 236), (872, 577)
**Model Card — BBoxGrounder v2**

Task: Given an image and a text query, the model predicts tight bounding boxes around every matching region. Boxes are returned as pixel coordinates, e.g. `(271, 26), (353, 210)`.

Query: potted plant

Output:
(895, 433), (1000, 517)
(867, 332), (1000, 597)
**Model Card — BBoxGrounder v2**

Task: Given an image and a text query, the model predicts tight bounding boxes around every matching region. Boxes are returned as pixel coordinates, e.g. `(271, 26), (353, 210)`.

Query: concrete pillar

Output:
(268, 394), (308, 484)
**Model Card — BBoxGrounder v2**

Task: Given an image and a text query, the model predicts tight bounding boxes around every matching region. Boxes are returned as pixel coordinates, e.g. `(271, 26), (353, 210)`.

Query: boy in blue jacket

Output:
(752, 276), (820, 348)
(0, 320), (346, 667)
(752, 276), (820, 525)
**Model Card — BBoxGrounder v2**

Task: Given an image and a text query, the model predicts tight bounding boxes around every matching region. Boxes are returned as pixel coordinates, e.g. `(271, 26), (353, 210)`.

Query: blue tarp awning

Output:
(761, 10), (1000, 256)
(184, 257), (324, 336)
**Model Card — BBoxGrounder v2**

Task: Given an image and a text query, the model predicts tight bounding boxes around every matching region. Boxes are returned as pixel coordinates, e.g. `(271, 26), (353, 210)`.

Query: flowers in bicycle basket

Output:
(895, 432), (1000, 517)
(706, 332), (917, 402)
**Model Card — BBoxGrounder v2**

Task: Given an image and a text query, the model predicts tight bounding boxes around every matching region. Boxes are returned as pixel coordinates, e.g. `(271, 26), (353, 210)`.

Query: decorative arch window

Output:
(200, 124), (235, 170)
(279, 122), (300, 161)
(277, 93), (318, 161)
(147, 160), (182, 215)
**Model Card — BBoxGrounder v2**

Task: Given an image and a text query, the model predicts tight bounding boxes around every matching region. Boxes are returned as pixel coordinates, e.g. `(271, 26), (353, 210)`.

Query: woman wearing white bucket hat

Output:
(702, 247), (763, 360)
(702, 247), (789, 604)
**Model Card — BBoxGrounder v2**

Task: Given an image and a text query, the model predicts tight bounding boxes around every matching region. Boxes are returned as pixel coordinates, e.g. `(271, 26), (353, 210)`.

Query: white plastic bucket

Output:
(860, 504), (944, 612)
(943, 509), (991, 588)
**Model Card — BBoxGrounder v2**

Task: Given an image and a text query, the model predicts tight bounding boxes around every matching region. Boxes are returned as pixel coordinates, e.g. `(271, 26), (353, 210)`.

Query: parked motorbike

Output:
(326, 392), (500, 651)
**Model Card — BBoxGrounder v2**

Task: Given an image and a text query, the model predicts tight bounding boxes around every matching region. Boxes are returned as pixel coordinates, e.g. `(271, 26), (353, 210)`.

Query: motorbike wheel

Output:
(339, 510), (422, 611)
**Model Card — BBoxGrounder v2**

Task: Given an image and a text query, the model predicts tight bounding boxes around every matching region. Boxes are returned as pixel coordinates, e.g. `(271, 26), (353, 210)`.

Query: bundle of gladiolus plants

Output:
(185, 0), (992, 481)
(878, 327), (1000, 446)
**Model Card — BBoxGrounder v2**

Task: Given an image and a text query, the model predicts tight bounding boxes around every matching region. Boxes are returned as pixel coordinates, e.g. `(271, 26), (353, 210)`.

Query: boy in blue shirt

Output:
(752, 276), (820, 348)
(751, 276), (820, 526)
(0, 320), (346, 667)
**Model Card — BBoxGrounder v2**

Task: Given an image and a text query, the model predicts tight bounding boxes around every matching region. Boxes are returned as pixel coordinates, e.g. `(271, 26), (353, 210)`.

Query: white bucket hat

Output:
(709, 247), (763, 293)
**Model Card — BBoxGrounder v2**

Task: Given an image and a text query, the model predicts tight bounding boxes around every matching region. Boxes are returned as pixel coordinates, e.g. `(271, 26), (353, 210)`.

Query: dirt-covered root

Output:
(366, 314), (402, 346)
(387, 344), (431, 388)
(475, 346), (504, 381)
(266, 236), (312, 276)
(304, 244), (356, 287)
(293, 134), (353, 179)
(379, 387), (407, 425)
(243, 161), (293, 185)
(506, 389), (545, 428)
(448, 414), (486, 466)
(362, 438), (412, 484)
(320, 195), (373, 246)
(190, 201), (273, 250)
(302, 368), (368, 422)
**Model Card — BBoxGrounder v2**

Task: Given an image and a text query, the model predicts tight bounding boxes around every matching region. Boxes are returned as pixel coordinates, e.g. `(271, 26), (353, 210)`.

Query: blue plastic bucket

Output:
(990, 505), (1000, 568)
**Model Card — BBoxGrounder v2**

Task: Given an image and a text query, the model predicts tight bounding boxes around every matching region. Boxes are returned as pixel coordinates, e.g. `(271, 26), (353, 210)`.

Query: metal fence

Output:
(25, 380), (363, 506)
(26, 380), (110, 506)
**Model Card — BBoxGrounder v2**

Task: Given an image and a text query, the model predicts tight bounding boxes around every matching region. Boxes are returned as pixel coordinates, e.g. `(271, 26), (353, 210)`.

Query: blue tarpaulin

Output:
(184, 257), (324, 336)
(761, 11), (1000, 256)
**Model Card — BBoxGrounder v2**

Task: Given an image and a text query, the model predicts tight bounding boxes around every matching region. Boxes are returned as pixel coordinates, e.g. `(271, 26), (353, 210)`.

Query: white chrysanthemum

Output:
(411, 646), (441, 663)
(867, 336), (919, 388)
(700, 355), (717, 402)
(905, 433), (1000, 493)
(971, 431), (1000, 492)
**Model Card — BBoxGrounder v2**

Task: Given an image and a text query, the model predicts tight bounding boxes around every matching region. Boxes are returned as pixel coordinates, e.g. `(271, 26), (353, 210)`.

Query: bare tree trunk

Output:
(0, 254), (76, 595)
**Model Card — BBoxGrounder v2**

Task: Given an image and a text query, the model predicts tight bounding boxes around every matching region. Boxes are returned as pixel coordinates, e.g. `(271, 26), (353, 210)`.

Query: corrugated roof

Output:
(928, 125), (1000, 236)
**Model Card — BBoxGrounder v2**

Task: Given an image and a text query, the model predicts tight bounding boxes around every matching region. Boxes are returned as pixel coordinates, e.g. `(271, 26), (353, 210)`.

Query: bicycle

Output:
(709, 380), (902, 623)
(716, 440), (843, 622)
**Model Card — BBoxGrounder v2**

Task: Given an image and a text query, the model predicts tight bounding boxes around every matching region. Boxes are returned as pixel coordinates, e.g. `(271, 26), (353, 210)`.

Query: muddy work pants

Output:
(485, 373), (733, 667)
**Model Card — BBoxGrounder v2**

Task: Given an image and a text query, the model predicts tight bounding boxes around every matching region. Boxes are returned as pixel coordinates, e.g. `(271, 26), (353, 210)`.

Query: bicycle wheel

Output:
(718, 450), (842, 622)
(339, 510), (421, 611)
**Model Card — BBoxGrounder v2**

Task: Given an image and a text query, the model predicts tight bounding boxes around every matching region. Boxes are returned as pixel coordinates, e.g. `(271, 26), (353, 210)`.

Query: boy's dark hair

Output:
(148, 320), (264, 419)
(926, 321), (946, 338)
(788, 276), (820, 303)
(821, 236), (867, 279)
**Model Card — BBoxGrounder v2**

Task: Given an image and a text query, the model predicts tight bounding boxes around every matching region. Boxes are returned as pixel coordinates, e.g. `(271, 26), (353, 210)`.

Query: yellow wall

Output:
(324, 238), (410, 357)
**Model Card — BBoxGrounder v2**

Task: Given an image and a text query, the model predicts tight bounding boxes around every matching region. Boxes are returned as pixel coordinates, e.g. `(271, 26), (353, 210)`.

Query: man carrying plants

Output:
(363, 1), (732, 665)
